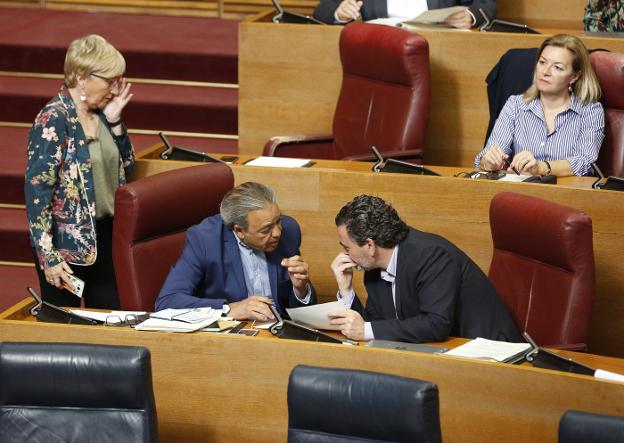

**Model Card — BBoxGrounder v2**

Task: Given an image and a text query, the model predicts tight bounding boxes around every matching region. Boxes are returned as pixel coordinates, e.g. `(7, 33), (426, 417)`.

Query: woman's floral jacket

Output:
(24, 86), (134, 269)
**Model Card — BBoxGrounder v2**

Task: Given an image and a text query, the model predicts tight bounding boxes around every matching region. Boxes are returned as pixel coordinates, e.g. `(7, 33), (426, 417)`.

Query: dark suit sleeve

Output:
(369, 247), (460, 343)
(155, 228), (224, 310)
(313, 0), (341, 24)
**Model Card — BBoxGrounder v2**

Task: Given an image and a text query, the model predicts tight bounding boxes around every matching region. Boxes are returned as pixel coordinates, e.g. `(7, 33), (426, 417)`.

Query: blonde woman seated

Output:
(475, 34), (604, 177)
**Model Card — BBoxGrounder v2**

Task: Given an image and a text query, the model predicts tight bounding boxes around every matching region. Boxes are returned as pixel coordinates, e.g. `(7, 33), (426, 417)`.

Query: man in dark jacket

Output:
(329, 194), (521, 343)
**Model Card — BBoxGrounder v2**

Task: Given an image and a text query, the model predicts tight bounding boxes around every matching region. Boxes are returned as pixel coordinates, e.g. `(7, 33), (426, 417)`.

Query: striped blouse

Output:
(475, 94), (605, 176)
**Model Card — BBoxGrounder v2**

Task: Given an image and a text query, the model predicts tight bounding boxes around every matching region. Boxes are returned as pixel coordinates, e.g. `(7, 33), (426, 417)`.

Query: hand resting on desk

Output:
(229, 295), (275, 322)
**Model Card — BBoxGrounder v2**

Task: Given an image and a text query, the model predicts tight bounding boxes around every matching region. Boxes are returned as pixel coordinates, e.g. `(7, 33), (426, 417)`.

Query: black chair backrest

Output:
(287, 364), (442, 443)
(559, 410), (624, 443)
(484, 47), (538, 145)
(0, 342), (157, 443)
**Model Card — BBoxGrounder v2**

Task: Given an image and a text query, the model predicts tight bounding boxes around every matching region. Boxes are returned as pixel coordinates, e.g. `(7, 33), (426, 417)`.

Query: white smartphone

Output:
(63, 274), (85, 298)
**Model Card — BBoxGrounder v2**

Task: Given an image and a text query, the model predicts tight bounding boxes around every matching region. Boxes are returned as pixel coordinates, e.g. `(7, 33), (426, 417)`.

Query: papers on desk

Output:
(244, 156), (313, 168)
(408, 5), (467, 23)
(286, 301), (346, 331)
(135, 308), (222, 332)
(400, 6), (470, 30)
(595, 369), (624, 383)
(151, 307), (218, 323)
(444, 338), (531, 363)
(498, 174), (532, 182)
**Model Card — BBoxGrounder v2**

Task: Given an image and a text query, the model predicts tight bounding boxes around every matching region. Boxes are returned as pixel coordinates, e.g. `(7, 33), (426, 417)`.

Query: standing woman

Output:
(25, 34), (134, 308)
(475, 34), (604, 176)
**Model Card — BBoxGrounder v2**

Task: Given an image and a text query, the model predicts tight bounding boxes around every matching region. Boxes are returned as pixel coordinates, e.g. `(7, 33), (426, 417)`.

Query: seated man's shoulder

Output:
(189, 214), (226, 236)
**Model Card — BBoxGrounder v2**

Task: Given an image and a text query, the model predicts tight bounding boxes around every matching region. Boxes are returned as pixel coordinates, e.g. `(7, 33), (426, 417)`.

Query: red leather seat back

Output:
(332, 22), (430, 159)
(113, 163), (234, 311)
(590, 51), (624, 177)
(488, 192), (595, 347)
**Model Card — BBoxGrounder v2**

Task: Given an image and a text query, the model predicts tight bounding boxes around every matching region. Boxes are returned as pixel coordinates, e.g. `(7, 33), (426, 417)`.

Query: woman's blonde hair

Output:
(523, 34), (601, 103)
(64, 34), (125, 88)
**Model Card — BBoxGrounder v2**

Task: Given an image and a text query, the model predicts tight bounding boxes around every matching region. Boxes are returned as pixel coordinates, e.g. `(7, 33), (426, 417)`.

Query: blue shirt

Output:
(475, 94), (605, 176)
(235, 235), (312, 306)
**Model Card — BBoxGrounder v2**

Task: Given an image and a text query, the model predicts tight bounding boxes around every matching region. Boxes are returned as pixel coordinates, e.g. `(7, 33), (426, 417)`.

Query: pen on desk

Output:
(503, 158), (520, 175)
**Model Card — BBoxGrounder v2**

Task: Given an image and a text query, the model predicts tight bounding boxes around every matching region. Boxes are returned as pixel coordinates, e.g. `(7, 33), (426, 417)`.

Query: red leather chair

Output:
(263, 22), (430, 162)
(113, 163), (234, 311)
(488, 192), (595, 350)
(590, 50), (624, 177)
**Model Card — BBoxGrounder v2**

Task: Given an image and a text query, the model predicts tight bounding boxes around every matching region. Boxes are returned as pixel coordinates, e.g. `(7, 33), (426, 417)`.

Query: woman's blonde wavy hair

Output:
(523, 34), (601, 104)
(64, 34), (125, 88)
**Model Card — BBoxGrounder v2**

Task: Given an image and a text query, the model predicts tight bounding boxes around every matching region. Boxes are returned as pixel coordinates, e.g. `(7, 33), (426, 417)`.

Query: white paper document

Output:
(444, 337), (531, 362)
(595, 369), (624, 383)
(286, 301), (347, 331)
(135, 315), (221, 333)
(245, 156), (313, 168)
(498, 174), (532, 182)
(405, 6), (467, 24)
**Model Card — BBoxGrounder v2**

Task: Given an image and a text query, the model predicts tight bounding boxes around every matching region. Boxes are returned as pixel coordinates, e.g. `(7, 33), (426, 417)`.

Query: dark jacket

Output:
(352, 228), (522, 343)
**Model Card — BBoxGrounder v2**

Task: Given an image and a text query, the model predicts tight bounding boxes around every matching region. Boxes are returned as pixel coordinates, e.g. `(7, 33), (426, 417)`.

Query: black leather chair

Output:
(559, 410), (624, 443)
(0, 342), (157, 443)
(287, 365), (442, 443)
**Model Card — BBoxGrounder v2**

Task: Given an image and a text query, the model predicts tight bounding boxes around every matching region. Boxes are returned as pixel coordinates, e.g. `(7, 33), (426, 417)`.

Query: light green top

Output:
(87, 122), (120, 219)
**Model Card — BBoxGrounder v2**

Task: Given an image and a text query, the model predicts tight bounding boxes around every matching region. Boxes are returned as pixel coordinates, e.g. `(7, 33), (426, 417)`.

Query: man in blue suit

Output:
(156, 182), (316, 320)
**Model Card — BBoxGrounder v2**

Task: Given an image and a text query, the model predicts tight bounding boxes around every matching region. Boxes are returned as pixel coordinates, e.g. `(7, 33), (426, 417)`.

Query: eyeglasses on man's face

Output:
(89, 72), (123, 88)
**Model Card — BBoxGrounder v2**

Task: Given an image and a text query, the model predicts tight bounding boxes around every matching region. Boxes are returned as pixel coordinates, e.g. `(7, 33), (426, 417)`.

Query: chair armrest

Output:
(263, 134), (334, 158)
(343, 148), (424, 163)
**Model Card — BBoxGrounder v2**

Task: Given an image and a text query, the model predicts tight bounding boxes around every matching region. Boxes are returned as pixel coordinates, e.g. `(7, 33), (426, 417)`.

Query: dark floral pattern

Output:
(584, 0), (624, 31)
(24, 86), (134, 268)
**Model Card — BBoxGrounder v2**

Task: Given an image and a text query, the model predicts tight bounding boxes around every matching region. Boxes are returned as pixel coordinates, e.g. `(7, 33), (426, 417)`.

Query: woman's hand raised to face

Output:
(103, 79), (133, 123)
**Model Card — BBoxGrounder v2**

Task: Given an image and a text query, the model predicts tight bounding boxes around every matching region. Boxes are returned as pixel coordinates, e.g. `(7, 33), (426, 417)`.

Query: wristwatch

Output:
(222, 303), (231, 316)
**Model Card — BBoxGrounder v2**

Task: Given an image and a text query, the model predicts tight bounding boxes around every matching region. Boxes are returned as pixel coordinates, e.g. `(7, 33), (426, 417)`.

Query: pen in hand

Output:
(503, 158), (520, 175)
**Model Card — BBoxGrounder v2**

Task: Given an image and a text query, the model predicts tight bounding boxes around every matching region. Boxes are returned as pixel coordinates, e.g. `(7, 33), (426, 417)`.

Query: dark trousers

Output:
(33, 217), (120, 309)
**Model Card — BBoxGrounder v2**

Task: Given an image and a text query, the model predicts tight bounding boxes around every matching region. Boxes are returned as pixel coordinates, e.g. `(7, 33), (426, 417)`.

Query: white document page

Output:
(408, 5), (466, 23)
(245, 156), (313, 168)
(444, 337), (531, 362)
(286, 301), (347, 330)
(595, 369), (624, 383)
(135, 314), (220, 333)
(498, 174), (532, 182)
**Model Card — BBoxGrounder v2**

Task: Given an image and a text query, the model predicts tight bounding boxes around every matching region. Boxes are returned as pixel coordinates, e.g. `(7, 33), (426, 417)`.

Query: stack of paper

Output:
(444, 338), (531, 363)
(244, 156), (313, 168)
(135, 307), (222, 332)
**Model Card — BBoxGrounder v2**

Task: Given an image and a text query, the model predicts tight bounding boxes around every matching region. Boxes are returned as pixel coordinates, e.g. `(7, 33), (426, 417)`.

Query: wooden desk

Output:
(238, 22), (624, 167)
(132, 147), (623, 358)
(1, 299), (623, 443)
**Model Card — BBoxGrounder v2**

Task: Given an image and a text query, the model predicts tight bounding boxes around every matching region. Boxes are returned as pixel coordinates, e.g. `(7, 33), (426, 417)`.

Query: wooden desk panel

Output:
(239, 24), (624, 167)
(1, 299), (624, 443)
(131, 151), (623, 358)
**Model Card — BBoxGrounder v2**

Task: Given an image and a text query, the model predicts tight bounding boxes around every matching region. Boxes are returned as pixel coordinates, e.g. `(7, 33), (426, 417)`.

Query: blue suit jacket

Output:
(155, 214), (316, 313)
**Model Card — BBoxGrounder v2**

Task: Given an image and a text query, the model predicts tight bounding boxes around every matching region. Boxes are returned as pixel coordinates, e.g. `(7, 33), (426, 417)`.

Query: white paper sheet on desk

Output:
(245, 156), (313, 168)
(135, 315), (220, 333)
(595, 369), (624, 383)
(444, 337), (531, 362)
(498, 174), (532, 182)
(405, 5), (466, 23)
(69, 309), (147, 323)
(286, 301), (347, 331)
